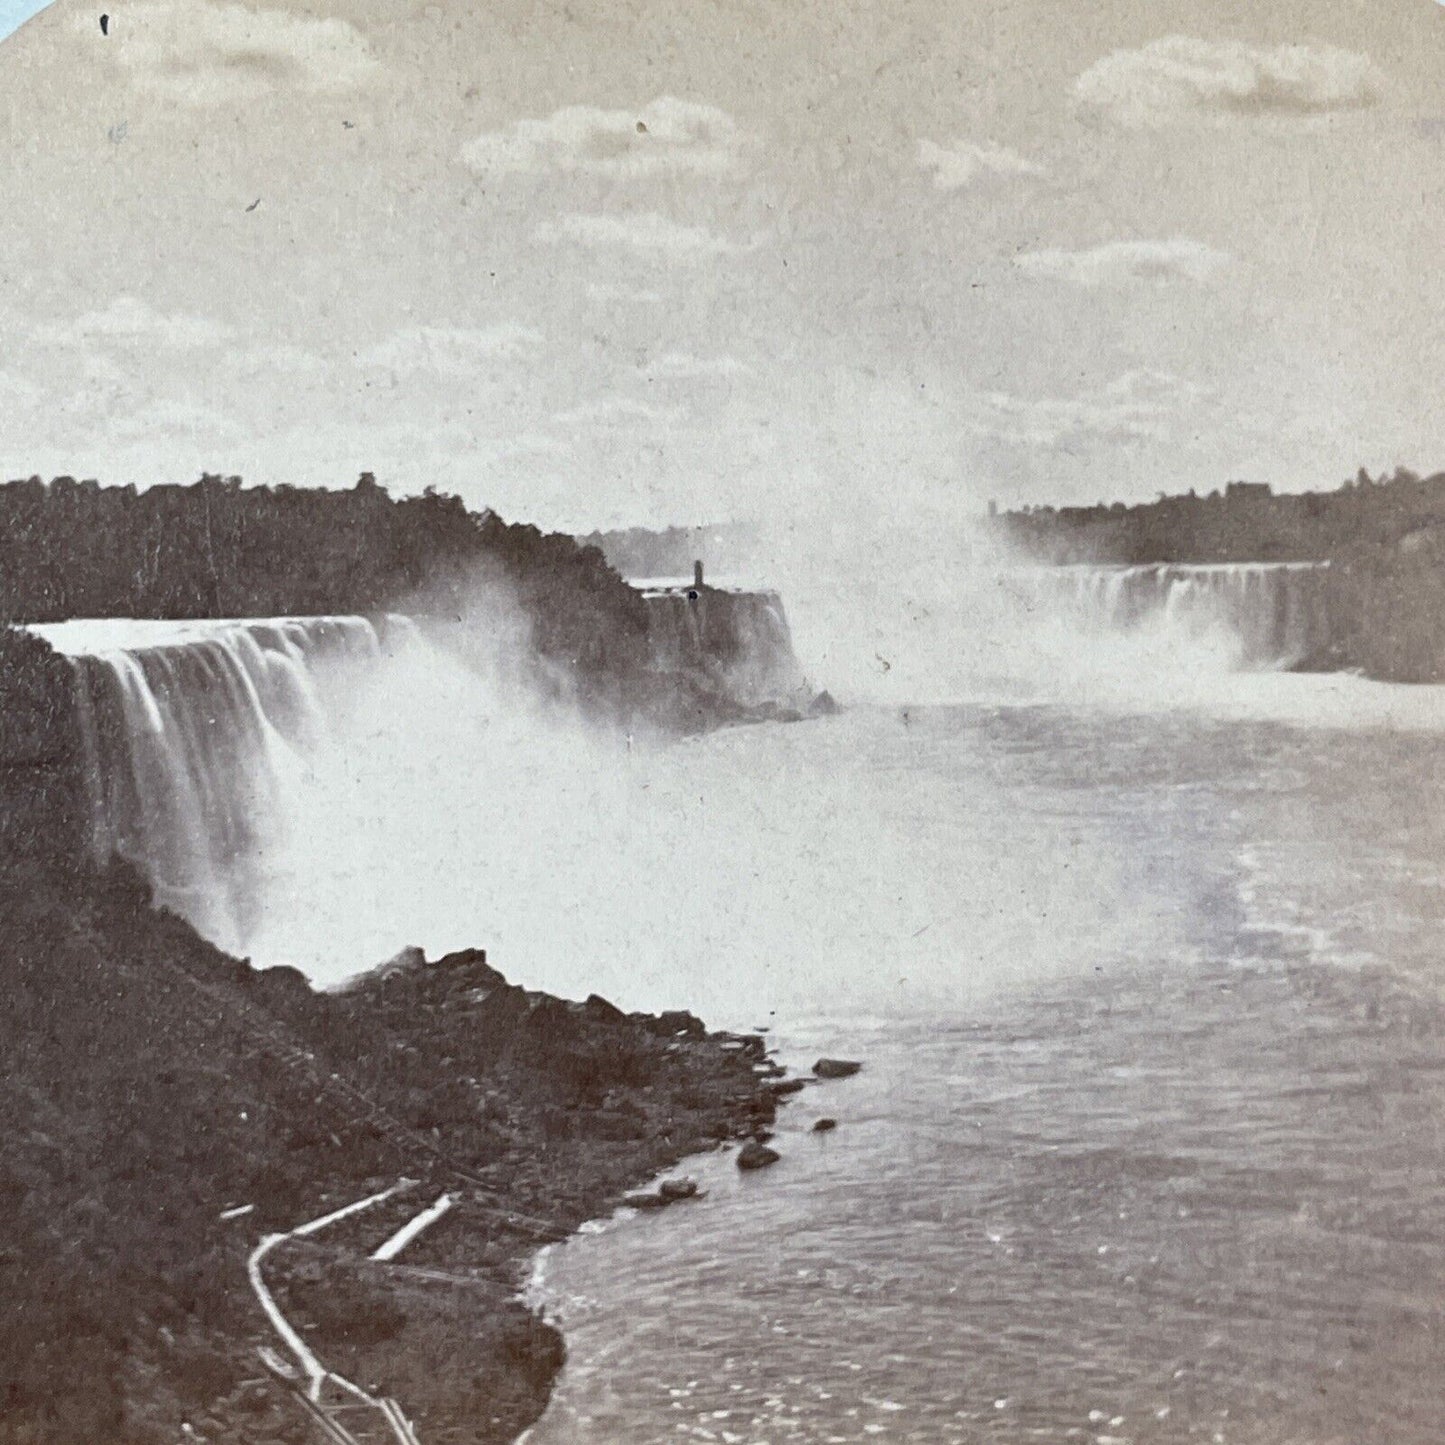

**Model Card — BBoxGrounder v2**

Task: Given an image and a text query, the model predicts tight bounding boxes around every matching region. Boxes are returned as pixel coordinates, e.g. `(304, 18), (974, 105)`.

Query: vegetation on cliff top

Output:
(995, 467), (1445, 566)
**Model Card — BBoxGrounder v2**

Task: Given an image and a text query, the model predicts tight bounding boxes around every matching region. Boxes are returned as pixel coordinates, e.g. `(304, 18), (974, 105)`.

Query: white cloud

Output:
(917, 139), (1046, 191)
(645, 351), (750, 380)
(586, 282), (666, 305)
(967, 369), (1213, 451)
(537, 212), (745, 259)
(1013, 238), (1231, 287)
(358, 324), (543, 376)
(462, 97), (747, 180)
(108, 398), (243, 443)
(0, 371), (42, 407)
(1075, 37), (1386, 128)
(74, 2), (379, 106)
(556, 397), (681, 427)
(34, 297), (233, 350)
(222, 343), (325, 378)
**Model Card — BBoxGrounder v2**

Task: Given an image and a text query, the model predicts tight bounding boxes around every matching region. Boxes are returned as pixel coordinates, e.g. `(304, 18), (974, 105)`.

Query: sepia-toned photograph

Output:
(2, 0), (1445, 1441)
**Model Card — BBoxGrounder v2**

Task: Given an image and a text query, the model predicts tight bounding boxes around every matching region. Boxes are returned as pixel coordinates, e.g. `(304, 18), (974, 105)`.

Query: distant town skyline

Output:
(2, 0), (1443, 533)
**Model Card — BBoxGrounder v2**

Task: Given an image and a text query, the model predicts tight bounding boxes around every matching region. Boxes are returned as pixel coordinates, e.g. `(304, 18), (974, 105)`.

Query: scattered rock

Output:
(770, 1078), (808, 1097)
(812, 1117), (838, 1133)
(813, 1058), (862, 1080)
(625, 1177), (701, 1209)
(737, 1140), (781, 1171)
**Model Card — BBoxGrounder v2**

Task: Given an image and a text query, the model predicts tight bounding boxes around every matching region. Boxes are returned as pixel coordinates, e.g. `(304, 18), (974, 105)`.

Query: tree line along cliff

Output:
(993, 469), (1445, 566)
(0, 472), (645, 694)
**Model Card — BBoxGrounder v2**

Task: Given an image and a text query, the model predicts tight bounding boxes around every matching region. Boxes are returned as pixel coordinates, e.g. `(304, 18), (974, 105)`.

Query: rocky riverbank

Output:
(0, 860), (794, 1445)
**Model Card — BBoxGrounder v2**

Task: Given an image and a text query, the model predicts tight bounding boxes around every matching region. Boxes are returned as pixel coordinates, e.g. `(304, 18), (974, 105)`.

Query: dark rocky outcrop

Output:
(813, 1117), (838, 1133)
(737, 1140), (781, 1171)
(0, 860), (780, 1445)
(813, 1058), (863, 1079)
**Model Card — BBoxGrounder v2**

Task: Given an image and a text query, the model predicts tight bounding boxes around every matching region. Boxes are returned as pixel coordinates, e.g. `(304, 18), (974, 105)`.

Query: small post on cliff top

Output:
(693, 559), (704, 589)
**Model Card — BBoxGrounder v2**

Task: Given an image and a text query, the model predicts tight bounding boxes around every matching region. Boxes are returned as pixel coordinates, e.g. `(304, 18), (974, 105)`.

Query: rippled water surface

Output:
(526, 697), (1445, 1445)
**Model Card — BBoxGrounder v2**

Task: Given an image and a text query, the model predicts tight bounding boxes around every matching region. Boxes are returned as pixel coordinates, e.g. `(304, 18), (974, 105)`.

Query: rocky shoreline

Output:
(0, 860), (807, 1445)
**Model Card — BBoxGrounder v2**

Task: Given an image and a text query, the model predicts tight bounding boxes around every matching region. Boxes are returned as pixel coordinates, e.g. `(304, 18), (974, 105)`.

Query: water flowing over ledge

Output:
(996, 562), (1332, 671)
(34, 615), (420, 954)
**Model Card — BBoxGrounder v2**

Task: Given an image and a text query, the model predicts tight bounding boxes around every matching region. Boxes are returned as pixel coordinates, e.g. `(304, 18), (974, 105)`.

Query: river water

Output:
(519, 690), (1445, 1445)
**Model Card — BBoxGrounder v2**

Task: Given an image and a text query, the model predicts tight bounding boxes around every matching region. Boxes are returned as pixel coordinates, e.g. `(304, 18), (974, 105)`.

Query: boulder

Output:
(770, 1078), (807, 1098)
(625, 1178), (700, 1209)
(812, 1118), (838, 1133)
(651, 1009), (707, 1039)
(582, 993), (627, 1024)
(737, 1140), (780, 1171)
(251, 963), (313, 1011)
(813, 1058), (862, 1080)
(434, 947), (507, 991)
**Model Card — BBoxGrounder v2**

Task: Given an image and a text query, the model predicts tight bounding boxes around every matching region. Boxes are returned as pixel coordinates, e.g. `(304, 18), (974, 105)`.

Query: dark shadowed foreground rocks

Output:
(0, 860), (786, 1445)
(736, 1140), (782, 1171)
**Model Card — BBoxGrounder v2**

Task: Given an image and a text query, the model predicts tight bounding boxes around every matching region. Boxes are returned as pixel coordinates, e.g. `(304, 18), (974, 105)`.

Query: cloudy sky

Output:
(0, 0), (1442, 531)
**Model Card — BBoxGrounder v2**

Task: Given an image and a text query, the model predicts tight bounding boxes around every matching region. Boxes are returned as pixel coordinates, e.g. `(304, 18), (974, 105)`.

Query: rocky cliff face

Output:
(639, 583), (819, 720)
(1313, 527), (1445, 682)
(0, 627), (87, 867)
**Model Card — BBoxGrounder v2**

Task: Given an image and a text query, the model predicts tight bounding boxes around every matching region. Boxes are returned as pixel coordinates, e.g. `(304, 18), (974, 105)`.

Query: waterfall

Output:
(997, 563), (1332, 671)
(32, 615), (418, 954)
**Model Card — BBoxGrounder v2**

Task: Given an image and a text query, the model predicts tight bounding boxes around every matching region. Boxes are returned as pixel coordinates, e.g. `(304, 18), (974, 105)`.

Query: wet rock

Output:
(625, 1177), (700, 1209)
(737, 1140), (781, 1171)
(770, 1078), (807, 1097)
(812, 1117), (838, 1133)
(813, 1058), (862, 1080)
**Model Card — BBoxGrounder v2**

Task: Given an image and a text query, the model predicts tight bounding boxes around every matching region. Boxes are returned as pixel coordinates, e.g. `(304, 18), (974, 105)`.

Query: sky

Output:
(0, 0), (1442, 532)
